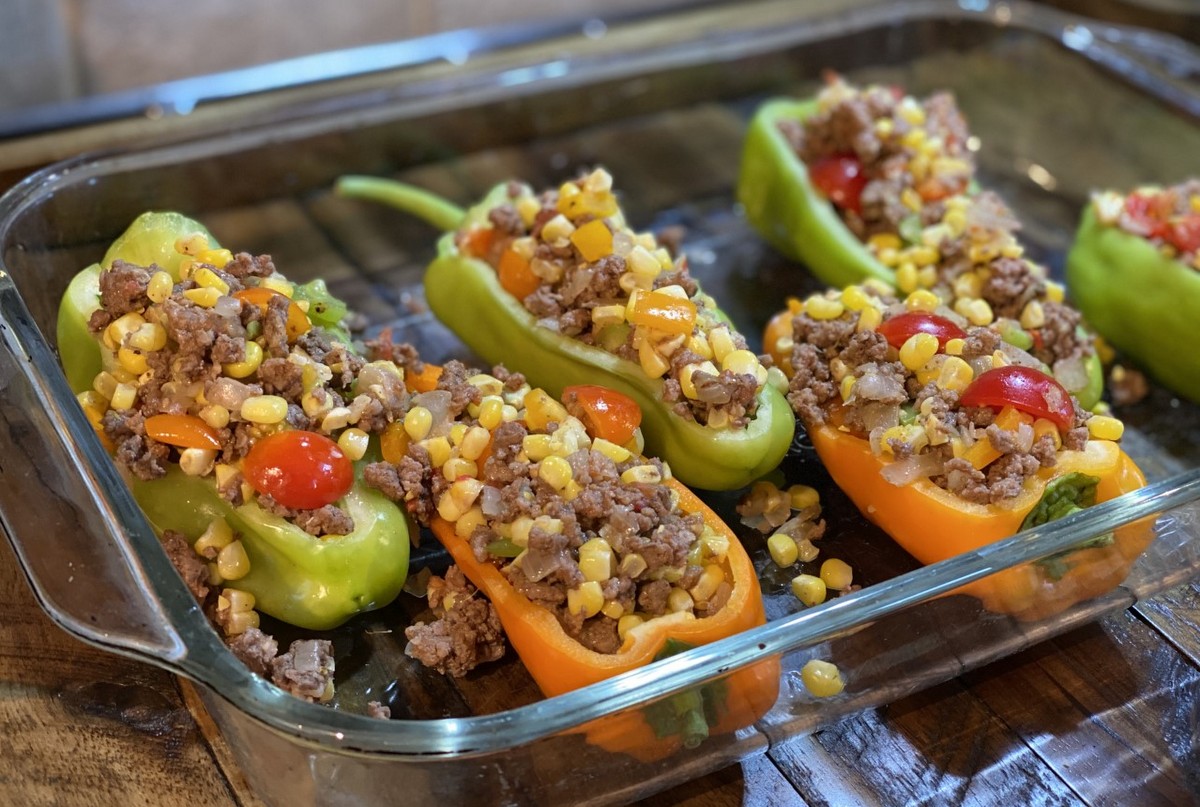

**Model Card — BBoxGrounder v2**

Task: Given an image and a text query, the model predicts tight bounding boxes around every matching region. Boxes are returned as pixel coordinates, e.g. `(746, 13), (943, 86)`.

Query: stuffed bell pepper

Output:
(336, 168), (795, 491)
(58, 211), (414, 667)
(1066, 180), (1200, 403)
(765, 282), (1150, 620)
(363, 366), (778, 757)
(739, 75), (1104, 409)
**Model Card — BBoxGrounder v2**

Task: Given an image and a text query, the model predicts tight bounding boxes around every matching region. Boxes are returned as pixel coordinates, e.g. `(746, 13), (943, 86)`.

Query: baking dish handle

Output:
(0, 284), (195, 664)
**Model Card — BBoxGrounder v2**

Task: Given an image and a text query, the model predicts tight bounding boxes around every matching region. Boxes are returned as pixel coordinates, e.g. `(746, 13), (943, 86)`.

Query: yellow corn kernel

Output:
(804, 295), (845, 321)
(591, 305), (626, 329)
(449, 423), (467, 446)
(788, 484), (819, 510)
(117, 346), (149, 375)
(601, 601), (625, 621)
(904, 289), (940, 313)
(689, 563), (726, 604)
(790, 574), (827, 607)
(767, 533), (799, 567)
(477, 396), (504, 431)
(213, 464), (239, 491)
(520, 435), (551, 462)
(937, 356), (974, 392)
(592, 437), (631, 463)
(700, 530), (730, 563)
(454, 505), (487, 540)
(240, 395), (288, 424)
(990, 349), (1010, 369)
(106, 312), (146, 347)
(223, 340), (263, 379)
(638, 341), (670, 379)
(621, 465), (662, 485)
(684, 333), (713, 361)
(128, 323), (168, 352)
(1000, 242), (1024, 259)
(175, 233), (209, 256)
(110, 382), (137, 411)
(901, 187), (923, 212)
(217, 540), (250, 580)
(895, 262), (919, 294)
(524, 389), (569, 431)
(538, 455), (574, 490)
(916, 265), (938, 289)
(436, 490), (464, 523)
(196, 247), (233, 268)
(876, 247), (899, 267)
(467, 373), (503, 397)
(541, 213), (575, 244)
(840, 285), (874, 311)
(868, 233), (902, 252)
(179, 447), (217, 477)
(667, 587), (694, 614)
(1044, 280), (1065, 304)
(260, 275), (294, 298)
(856, 306), (883, 333)
(404, 406), (433, 441)
(708, 326), (736, 362)
(955, 297), (994, 326)
(899, 332), (939, 371)
(839, 375), (856, 401)
(617, 614), (644, 642)
(820, 558), (854, 590)
(224, 609), (260, 637)
(512, 196), (539, 228)
(570, 219), (613, 262)
(800, 659), (845, 698)
(442, 457), (478, 482)
(943, 206), (967, 237)
(193, 266), (230, 295)
(91, 371), (119, 400)
(567, 580), (604, 618)
(907, 245), (939, 267)
(1087, 415), (1124, 441)
(1019, 300), (1046, 330)
(619, 553), (648, 580)
(578, 538), (614, 583)
(677, 361), (710, 400)
(194, 518), (234, 558)
(421, 436), (451, 469)
(1031, 417), (1062, 450)
(337, 427), (369, 461)
(183, 287), (222, 308)
(944, 337), (965, 356)
(460, 426), (491, 461)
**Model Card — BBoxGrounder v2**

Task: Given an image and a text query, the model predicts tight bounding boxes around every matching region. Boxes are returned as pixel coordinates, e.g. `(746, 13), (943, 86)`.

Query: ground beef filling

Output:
(786, 299), (1092, 505)
(404, 566), (506, 677)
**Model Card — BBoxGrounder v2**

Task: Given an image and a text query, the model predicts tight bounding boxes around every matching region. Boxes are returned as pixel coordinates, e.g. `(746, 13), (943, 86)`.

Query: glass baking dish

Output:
(0, 0), (1198, 804)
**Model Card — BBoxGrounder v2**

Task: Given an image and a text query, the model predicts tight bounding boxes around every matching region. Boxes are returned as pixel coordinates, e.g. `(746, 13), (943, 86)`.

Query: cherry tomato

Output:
(1123, 193), (1170, 240)
(563, 385), (642, 446)
(1166, 214), (1200, 254)
(243, 430), (353, 510)
(959, 365), (1075, 432)
(877, 311), (966, 350)
(808, 154), (868, 215)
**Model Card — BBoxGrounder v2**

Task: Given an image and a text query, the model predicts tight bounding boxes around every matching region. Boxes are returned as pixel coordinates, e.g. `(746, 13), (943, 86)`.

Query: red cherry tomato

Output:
(243, 430), (353, 510)
(959, 365), (1075, 432)
(877, 311), (966, 350)
(563, 385), (642, 446)
(1166, 214), (1200, 254)
(1123, 193), (1170, 240)
(808, 154), (868, 215)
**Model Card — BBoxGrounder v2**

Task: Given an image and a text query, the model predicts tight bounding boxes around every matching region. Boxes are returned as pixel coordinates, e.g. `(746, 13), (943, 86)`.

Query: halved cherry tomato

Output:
(877, 311), (966, 350)
(1166, 214), (1200, 254)
(959, 365), (1075, 432)
(809, 154), (868, 215)
(145, 413), (221, 450)
(243, 430), (353, 510)
(563, 385), (642, 446)
(233, 287), (311, 341)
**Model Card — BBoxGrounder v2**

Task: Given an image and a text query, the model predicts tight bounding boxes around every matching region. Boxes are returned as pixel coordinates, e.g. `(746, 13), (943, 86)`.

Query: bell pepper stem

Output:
(336, 175), (465, 232)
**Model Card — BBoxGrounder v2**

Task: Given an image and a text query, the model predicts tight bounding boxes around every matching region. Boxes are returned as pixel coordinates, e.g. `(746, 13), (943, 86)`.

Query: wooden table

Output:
(3, 521), (1198, 806)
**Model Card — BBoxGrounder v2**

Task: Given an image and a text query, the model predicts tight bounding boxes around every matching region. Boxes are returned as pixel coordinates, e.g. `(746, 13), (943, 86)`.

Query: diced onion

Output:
(880, 452), (945, 486)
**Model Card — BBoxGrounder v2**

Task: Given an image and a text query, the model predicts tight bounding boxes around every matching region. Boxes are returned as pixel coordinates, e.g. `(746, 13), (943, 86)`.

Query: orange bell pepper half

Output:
(431, 477), (779, 759)
(810, 423), (1152, 621)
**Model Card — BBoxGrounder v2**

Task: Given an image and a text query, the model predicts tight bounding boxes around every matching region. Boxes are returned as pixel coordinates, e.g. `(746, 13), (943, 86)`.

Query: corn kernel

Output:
(128, 323), (168, 352)
(567, 580), (604, 618)
(804, 295), (845, 321)
(110, 382), (137, 411)
(905, 289), (940, 313)
(638, 341), (670, 379)
(222, 340), (263, 379)
(768, 533), (799, 567)
(899, 332), (939, 371)
(820, 558), (854, 591)
(241, 395), (288, 424)
(790, 574), (827, 607)
(217, 540), (251, 580)
(690, 563), (726, 604)
(183, 287), (222, 308)
(955, 297), (994, 326)
(895, 262), (919, 294)
(856, 306), (883, 333)
(944, 337), (965, 356)
(592, 437), (631, 463)
(840, 285), (873, 311)
(106, 312), (146, 347)
(1019, 300), (1046, 330)
(194, 518), (234, 558)
(179, 447), (217, 477)
(709, 327), (736, 362)
(579, 538), (614, 583)
(259, 276), (294, 298)
(117, 346), (148, 375)
(224, 609), (260, 637)
(420, 436), (451, 469)
(538, 455), (574, 490)
(907, 245), (939, 267)
(460, 426), (491, 461)
(524, 389), (569, 431)
(1045, 280), (1065, 304)
(788, 484), (819, 510)
(916, 265), (938, 289)
(467, 373), (503, 397)
(541, 213), (575, 244)
(404, 406), (433, 441)
(193, 266), (230, 295)
(621, 465), (662, 485)
(839, 375), (856, 401)
(901, 187), (923, 212)
(337, 427), (369, 461)
(667, 587), (694, 613)
(620, 553), (648, 579)
(617, 614), (644, 641)
(800, 659), (845, 698)
(476, 396), (504, 431)
(868, 233), (902, 252)
(937, 356), (974, 392)
(601, 601), (625, 620)
(1087, 415), (1124, 441)
(443, 457), (478, 482)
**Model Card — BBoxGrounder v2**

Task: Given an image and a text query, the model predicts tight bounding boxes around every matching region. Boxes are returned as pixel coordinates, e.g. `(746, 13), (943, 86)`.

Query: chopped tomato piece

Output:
(145, 413), (222, 450)
(564, 385), (642, 446)
(808, 154), (868, 215)
(877, 311), (966, 350)
(243, 430), (353, 510)
(959, 365), (1075, 432)
(1166, 214), (1200, 254)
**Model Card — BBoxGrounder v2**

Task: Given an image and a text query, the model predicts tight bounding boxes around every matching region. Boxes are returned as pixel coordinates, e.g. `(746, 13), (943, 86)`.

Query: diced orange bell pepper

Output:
(233, 287), (311, 341)
(497, 247), (541, 301)
(810, 422), (1151, 621)
(563, 384), (642, 446)
(431, 477), (779, 759)
(629, 290), (697, 336)
(404, 363), (443, 393)
(570, 219), (614, 263)
(145, 413), (222, 450)
(459, 226), (495, 260)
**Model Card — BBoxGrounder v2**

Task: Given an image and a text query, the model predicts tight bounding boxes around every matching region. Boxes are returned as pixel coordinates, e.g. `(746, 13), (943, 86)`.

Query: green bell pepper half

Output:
(336, 176), (795, 491)
(1067, 200), (1200, 403)
(57, 211), (411, 630)
(737, 97), (1104, 410)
